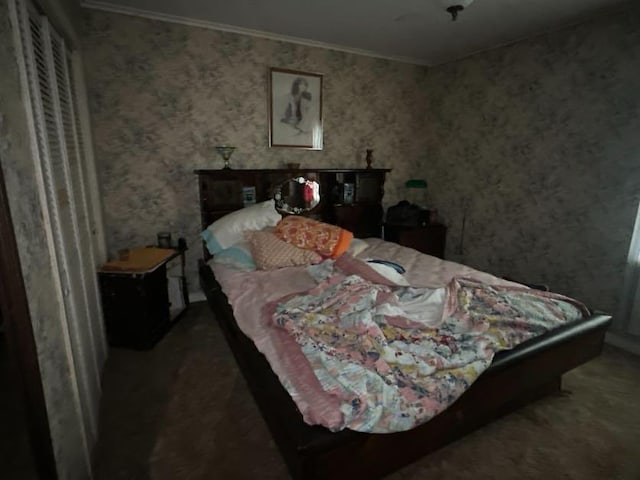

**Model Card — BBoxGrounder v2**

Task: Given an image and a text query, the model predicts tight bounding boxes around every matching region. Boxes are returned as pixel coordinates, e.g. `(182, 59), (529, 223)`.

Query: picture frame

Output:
(269, 67), (323, 150)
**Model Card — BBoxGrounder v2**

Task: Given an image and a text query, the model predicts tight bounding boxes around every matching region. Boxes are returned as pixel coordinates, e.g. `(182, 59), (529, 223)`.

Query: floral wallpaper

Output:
(423, 7), (640, 325)
(81, 10), (430, 289)
(82, 5), (640, 334)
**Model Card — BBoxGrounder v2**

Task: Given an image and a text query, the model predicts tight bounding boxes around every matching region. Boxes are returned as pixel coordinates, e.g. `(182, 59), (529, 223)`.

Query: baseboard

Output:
(605, 332), (640, 356)
(189, 290), (206, 303)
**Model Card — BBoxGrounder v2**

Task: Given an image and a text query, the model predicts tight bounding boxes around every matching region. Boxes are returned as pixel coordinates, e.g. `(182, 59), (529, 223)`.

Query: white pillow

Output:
(365, 261), (410, 286)
(201, 200), (281, 254)
(347, 238), (369, 257)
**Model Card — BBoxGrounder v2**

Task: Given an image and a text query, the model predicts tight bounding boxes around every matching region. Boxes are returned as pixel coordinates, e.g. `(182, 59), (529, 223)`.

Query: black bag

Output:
(386, 201), (422, 227)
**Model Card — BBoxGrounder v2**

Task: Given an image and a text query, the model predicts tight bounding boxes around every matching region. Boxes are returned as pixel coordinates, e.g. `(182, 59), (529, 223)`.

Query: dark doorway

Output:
(0, 310), (39, 478)
(0, 163), (57, 479)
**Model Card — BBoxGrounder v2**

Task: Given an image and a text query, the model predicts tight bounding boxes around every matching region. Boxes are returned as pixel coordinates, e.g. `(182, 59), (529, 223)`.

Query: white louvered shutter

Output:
(12, 0), (106, 454)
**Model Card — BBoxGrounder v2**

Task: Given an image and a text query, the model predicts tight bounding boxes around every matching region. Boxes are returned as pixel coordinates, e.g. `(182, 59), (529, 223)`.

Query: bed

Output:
(195, 170), (612, 479)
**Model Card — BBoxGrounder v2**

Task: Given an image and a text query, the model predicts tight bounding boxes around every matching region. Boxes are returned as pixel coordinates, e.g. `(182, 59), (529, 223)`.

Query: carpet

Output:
(93, 302), (640, 480)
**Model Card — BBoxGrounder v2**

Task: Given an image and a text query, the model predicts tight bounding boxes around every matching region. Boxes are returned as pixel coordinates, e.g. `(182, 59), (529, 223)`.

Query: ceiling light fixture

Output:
(440, 0), (474, 21)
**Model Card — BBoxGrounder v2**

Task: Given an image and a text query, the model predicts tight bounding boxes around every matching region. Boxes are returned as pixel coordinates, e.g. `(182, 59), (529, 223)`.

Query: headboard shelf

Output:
(196, 168), (391, 257)
(194, 168), (391, 174)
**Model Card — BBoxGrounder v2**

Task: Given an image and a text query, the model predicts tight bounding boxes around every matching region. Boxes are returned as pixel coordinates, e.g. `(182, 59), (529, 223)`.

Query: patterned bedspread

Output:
(272, 262), (588, 433)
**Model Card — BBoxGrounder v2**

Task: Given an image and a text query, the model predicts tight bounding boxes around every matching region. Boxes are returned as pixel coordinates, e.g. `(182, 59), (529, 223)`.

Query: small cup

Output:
(118, 248), (130, 261)
(157, 232), (172, 248)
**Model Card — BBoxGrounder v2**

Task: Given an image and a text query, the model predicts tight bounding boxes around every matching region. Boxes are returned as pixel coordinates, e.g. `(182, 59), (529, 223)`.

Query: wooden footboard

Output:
(198, 261), (612, 480)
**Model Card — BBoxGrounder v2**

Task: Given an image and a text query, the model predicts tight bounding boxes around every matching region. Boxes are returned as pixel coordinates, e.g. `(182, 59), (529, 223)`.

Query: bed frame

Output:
(199, 260), (611, 480)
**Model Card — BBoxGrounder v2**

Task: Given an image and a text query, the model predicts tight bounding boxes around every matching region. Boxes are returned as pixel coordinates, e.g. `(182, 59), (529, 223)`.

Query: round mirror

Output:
(273, 176), (320, 214)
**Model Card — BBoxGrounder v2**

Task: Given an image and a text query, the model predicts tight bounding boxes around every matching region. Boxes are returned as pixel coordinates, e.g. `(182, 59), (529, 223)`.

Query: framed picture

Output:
(269, 67), (323, 150)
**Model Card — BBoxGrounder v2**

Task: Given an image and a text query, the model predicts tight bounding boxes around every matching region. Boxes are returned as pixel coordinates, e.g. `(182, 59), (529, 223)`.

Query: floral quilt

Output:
(272, 268), (588, 433)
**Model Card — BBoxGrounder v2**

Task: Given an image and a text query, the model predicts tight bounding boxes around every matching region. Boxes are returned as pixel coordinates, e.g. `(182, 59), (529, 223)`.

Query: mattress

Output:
(209, 238), (599, 432)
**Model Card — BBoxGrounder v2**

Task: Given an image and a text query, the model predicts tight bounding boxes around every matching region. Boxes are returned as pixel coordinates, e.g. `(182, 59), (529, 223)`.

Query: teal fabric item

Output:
(212, 244), (256, 271)
(201, 229), (224, 255)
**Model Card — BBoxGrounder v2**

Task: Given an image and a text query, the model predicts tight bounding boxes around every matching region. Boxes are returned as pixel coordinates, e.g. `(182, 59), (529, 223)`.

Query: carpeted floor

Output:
(93, 302), (640, 480)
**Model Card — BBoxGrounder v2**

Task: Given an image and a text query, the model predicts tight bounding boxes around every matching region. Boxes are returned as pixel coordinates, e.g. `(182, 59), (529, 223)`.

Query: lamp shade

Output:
(405, 179), (427, 189)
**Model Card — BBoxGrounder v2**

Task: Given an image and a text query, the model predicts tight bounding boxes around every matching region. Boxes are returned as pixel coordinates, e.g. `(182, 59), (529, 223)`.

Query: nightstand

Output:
(384, 223), (447, 259)
(98, 246), (189, 349)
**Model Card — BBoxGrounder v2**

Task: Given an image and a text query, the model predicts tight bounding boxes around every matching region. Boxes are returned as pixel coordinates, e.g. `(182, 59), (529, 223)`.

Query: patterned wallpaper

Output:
(82, 6), (640, 328)
(81, 10), (430, 288)
(423, 8), (640, 321)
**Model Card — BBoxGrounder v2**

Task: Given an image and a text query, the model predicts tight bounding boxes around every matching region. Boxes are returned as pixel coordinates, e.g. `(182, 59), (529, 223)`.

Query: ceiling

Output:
(81, 0), (631, 65)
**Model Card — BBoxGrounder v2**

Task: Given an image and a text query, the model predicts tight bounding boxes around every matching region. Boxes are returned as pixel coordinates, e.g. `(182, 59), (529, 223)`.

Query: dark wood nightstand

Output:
(384, 223), (447, 259)
(98, 247), (189, 350)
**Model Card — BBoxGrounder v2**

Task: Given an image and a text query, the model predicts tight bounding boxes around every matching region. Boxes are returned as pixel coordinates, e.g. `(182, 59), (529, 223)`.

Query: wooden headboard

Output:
(194, 168), (390, 258)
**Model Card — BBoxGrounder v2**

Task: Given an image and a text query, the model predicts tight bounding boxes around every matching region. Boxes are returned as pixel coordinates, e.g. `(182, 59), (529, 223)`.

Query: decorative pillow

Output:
(201, 200), (281, 255)
(210, 241), (256, 271)
(347, 238), (369, 257)
(246, 231), (322, 270)
(274, 216), (353, 258)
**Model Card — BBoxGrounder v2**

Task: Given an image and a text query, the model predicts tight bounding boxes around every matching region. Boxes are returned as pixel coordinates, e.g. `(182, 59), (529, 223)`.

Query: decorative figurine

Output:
(215, 145), (235, 169)
(365, 149), (374, 169)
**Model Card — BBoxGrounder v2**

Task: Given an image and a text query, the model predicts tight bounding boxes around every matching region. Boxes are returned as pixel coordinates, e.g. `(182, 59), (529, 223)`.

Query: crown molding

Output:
(81, 1), (430, 66)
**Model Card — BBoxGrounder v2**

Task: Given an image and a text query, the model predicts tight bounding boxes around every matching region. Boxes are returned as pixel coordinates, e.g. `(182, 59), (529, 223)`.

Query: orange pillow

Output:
(274, 216), (353, 258)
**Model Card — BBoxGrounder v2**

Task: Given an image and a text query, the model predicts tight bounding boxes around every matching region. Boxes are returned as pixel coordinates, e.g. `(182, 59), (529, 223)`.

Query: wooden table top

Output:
(100, 247), (177, 273)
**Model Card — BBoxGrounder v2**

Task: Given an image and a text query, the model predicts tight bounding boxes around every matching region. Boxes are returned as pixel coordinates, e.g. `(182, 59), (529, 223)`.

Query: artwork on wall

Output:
(269, 67), (323, 150)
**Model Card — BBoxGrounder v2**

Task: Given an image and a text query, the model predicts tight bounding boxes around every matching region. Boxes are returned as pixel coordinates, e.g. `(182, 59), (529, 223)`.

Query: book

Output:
(242, 186), (257, 206)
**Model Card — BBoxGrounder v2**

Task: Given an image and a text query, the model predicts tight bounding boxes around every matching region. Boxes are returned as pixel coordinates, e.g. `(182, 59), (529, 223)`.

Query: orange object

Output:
(100, 247), (176, 273)
(274, 216), (353, 258)
(332, 228), (353, 258)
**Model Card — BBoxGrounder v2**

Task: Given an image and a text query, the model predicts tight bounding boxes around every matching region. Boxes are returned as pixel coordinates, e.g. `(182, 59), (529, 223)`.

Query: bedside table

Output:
(98, 246), (188, 350)
(384, 223), (447, 259)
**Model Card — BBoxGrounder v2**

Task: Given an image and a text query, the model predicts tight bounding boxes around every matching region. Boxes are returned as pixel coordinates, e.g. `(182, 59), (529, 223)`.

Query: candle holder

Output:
(215, 145), (236, 169)
(365, 149), (374, 169)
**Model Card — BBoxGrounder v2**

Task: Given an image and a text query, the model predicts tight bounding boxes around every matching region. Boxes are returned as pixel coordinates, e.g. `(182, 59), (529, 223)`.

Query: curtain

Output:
(617, 203), (640, 336)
